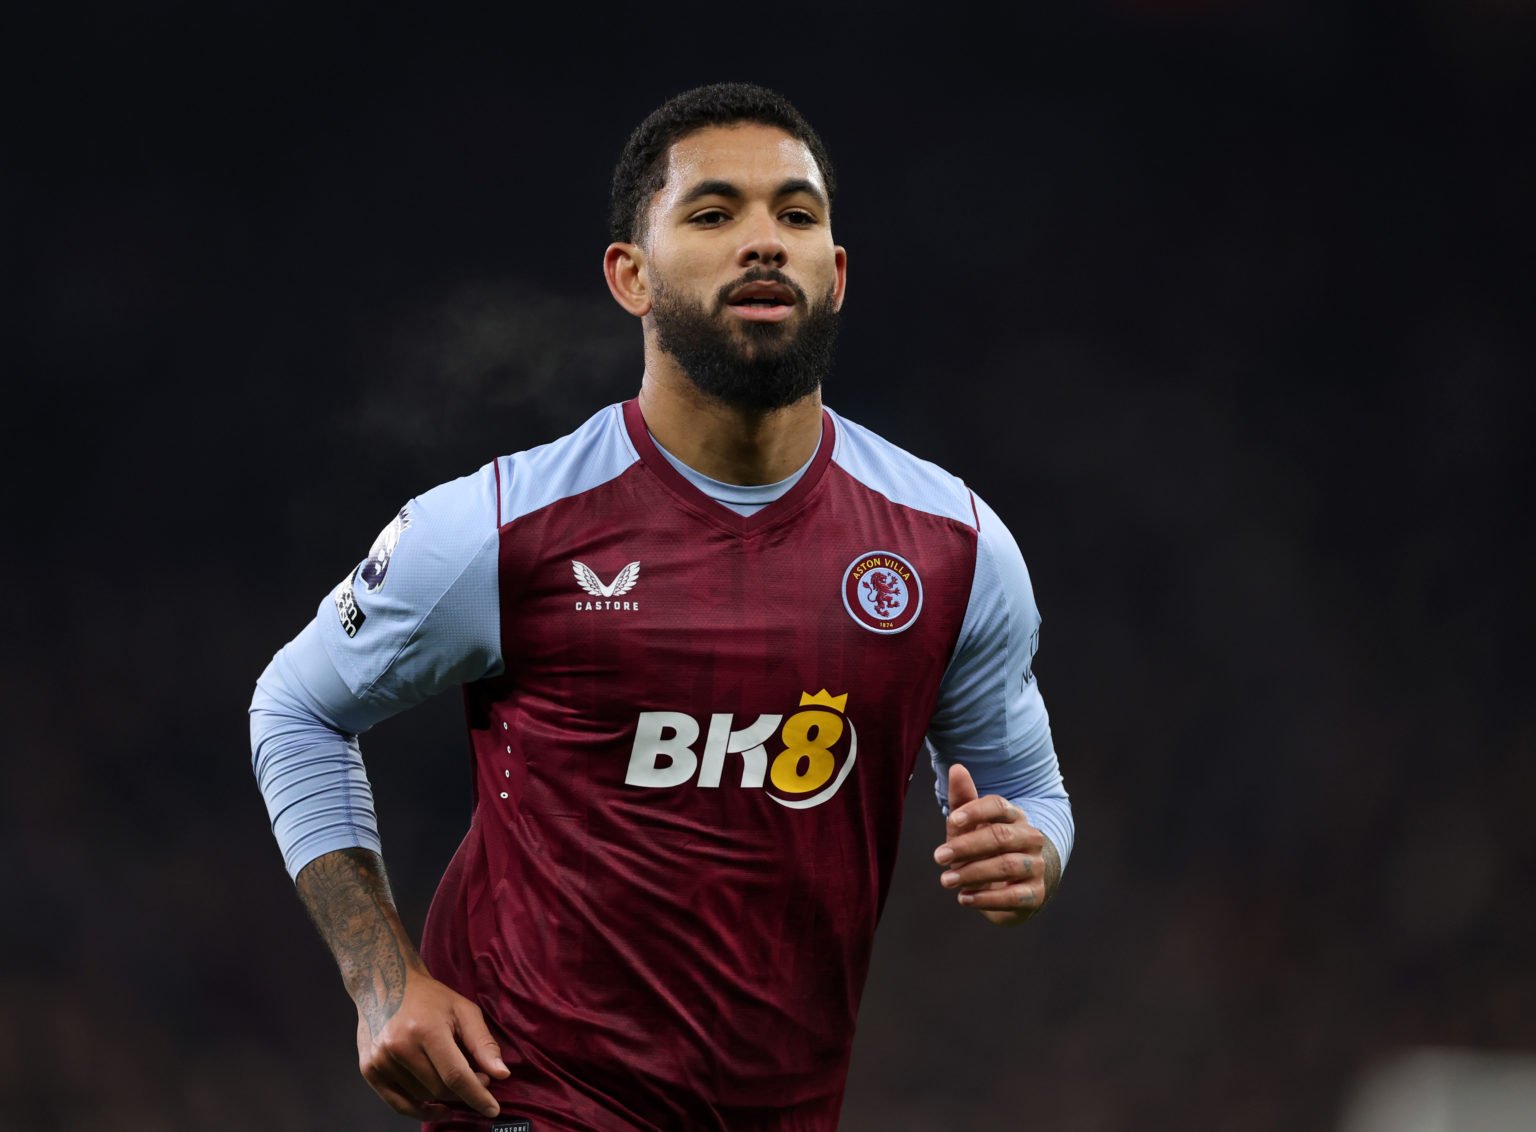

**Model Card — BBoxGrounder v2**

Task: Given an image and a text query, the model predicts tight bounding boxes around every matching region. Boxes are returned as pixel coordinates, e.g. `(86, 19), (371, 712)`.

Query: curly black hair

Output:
(609, 82), (836, 246)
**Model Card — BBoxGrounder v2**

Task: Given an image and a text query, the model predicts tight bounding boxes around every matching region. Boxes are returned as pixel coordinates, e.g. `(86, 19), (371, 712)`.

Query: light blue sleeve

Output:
(249, 465), (504, 879)
(926, 492), (1074, 870)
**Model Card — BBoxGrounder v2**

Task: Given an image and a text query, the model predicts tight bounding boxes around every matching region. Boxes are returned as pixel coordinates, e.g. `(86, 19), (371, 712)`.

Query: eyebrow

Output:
(677, 177), (829, 210)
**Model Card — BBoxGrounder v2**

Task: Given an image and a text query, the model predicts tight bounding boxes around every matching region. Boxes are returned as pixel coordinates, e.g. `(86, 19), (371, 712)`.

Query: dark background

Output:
(5, 3), (1533, 1129)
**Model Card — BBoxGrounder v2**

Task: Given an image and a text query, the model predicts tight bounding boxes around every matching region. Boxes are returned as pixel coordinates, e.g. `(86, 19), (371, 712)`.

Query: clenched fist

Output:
(933, 763), (1059, 925)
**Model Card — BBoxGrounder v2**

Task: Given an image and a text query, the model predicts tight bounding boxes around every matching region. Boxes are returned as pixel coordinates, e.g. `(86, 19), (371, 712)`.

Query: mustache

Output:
(713, 269), (810, 310)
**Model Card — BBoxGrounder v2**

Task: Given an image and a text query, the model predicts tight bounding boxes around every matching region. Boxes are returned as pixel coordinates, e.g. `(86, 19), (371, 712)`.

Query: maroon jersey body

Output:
(420, 402), (981, 1130)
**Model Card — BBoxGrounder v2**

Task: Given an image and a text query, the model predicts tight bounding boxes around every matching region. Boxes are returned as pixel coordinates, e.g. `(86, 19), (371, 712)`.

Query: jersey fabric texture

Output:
(250, 400), (1072, 1132)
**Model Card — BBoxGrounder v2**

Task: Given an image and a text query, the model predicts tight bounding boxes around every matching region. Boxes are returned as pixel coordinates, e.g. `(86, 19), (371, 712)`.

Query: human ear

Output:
(832, 245), (848, 312)
(603, 242), (652, 317)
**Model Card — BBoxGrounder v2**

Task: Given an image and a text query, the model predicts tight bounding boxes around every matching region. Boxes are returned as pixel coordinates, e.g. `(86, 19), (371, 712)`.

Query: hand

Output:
(355, 967), (512, 1121)
(933, 763), (1051, 926)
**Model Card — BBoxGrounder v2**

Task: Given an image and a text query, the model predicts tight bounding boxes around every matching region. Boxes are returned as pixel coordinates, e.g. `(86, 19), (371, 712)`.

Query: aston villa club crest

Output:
(841, 551), (923, 634)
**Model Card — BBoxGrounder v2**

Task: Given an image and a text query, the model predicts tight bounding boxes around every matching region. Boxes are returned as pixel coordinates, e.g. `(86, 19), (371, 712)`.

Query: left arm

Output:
(926, 491), (1072, 924)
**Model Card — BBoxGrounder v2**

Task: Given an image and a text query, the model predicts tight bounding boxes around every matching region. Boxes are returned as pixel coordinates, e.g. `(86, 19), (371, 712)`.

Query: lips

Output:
(727, 281), (797, 308)
(724, 279), (798, 323)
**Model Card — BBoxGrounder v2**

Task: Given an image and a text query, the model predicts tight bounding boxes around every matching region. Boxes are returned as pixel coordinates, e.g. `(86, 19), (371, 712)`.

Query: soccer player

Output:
(251, 83), (1073, 1131)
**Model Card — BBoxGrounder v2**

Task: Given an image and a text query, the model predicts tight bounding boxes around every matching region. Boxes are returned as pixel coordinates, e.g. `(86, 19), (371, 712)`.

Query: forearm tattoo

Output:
(295, 848), (419, 1038)
(1042, 838), (1062, 905)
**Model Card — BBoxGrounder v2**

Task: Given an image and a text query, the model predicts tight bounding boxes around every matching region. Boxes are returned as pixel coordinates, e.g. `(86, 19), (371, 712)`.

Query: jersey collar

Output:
(622, 398), (836, 537)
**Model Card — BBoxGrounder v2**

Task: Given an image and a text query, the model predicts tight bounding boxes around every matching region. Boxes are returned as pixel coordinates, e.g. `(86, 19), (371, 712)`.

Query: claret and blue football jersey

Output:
(251, 399), (1072, 1132)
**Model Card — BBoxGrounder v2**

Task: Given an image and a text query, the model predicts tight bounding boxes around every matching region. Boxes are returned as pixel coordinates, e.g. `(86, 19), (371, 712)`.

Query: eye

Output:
(689, 209), (730, 227)
(782, 209), (817, 226)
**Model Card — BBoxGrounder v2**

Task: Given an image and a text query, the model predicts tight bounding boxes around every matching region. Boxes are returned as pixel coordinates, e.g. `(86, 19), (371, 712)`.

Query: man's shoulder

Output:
(385, 403), (636, 545)
(826, 407), (977, 529)
(492, 402), (641, 527)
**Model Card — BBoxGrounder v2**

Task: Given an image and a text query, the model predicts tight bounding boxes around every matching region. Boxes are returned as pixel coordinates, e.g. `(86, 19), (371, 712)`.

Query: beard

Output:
(650, 269), (840, 413)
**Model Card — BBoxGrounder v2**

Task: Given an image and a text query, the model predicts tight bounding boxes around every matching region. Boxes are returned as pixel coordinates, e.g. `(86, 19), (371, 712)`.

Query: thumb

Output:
(456, 999), (510, 1079)
(947, 762), (980, 833)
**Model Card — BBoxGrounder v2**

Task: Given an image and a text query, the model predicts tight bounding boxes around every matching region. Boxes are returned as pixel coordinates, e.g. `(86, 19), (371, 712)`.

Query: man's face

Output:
(640, 123), (847, 412)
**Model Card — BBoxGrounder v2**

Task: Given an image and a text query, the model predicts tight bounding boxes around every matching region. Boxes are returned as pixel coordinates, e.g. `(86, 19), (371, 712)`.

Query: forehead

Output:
(657, 123), (825, 204)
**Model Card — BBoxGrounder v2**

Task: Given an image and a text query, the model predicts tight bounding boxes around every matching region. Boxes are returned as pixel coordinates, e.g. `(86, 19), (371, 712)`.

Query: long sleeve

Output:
(925, 491), (1074, 870)
(249, 464), (504, 879)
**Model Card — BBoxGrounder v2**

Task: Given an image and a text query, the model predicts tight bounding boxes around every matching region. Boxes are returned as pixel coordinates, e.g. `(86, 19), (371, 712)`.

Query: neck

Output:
(637, 357), (823, 486)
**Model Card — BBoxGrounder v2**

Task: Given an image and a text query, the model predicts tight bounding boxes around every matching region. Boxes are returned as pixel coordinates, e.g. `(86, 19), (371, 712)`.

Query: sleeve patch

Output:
(331, 505), (412, 639)
(358, 506), (412, 592)
(333, 576), (366, 638)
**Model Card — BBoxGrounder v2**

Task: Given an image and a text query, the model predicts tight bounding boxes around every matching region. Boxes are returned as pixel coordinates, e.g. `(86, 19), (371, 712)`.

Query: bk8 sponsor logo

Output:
(625, 691), (857, 809)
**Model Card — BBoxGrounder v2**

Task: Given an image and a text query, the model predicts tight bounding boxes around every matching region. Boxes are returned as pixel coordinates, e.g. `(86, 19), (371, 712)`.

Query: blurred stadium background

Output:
(4, 3), (1532, 1129)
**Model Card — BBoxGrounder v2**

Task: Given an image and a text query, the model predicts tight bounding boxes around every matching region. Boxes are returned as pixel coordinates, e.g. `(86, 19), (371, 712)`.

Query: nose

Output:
(737, 209), (787, 268)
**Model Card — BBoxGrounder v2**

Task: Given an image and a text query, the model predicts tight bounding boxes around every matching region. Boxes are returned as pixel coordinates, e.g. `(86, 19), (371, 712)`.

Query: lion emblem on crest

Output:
(861, 570), (904, 618)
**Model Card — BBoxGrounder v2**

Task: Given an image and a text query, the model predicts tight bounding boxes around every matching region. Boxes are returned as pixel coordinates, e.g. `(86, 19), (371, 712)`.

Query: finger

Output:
(950, 793), (1028, 832)
(938, 820), (1045, 866)
(454, 998), (511, 1080)
(378, 1035), (451, 1105)
(424, 1030), (501, 1118)
(362, 1061), (436, 1120)
(957, 880), (1044, 912)
(939, 852), (1037, 890)
(370, 1081), (433, 1120)
(946, 764), (981, 838)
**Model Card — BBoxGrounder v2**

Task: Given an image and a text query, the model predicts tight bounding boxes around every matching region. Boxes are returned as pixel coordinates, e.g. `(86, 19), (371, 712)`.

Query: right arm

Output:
(249, 469), (507, 1118)
(295, 848), (416, 1041)
(296, 847), (507, 1121)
